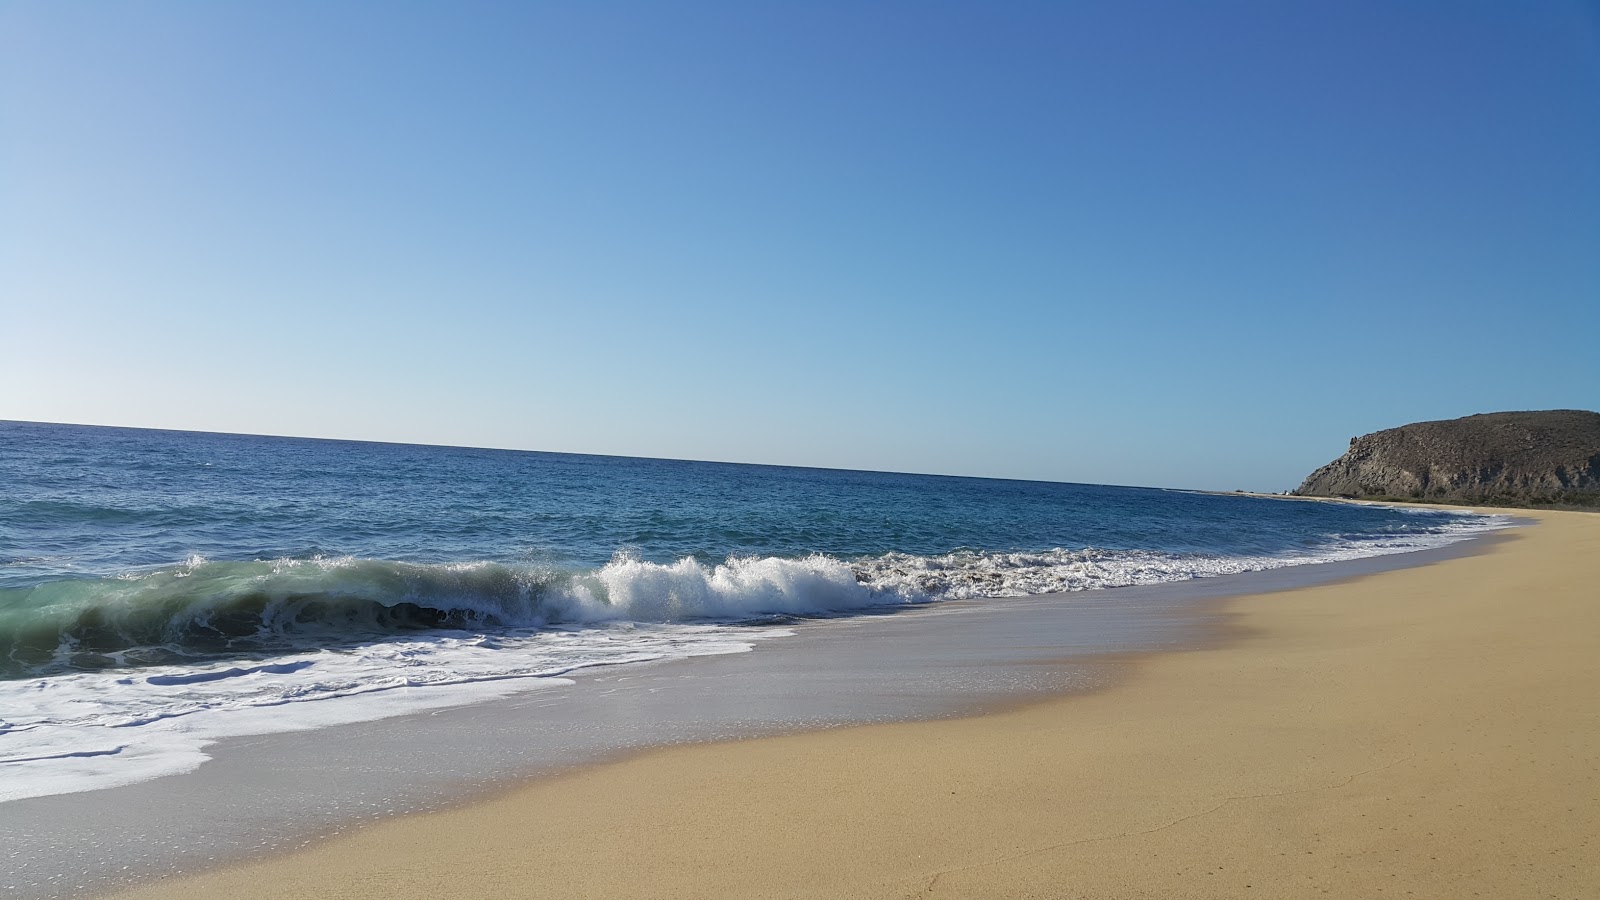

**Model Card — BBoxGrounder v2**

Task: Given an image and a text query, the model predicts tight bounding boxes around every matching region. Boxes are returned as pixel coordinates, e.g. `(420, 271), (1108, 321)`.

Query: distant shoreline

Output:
(1187, 487), (1597, 513)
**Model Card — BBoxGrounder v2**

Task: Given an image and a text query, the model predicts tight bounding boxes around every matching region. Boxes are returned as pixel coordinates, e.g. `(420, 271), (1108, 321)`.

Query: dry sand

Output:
(105, 509), (1598, 899)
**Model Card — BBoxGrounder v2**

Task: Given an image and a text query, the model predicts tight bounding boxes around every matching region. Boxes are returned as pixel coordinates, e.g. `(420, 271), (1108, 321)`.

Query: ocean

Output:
(0, 421), (1507, 804)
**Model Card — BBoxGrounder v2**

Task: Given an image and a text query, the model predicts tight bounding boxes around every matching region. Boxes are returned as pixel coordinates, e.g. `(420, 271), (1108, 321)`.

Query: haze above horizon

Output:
(3, 2), (1596, 491)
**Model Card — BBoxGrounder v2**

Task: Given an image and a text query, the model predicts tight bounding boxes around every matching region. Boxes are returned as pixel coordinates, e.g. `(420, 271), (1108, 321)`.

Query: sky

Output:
(2, 1), (1596, 491)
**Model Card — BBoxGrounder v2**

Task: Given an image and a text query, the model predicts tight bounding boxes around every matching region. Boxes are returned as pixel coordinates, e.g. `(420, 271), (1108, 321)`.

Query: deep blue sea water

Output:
(0, 420), (1505, 801)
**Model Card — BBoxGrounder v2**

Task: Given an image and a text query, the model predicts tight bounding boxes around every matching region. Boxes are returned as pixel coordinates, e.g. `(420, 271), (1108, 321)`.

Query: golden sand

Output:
(106, 509), (1598, 899)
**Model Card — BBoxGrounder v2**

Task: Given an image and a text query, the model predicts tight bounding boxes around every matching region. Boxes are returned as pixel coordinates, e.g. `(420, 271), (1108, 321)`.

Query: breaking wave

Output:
(0, 508), (1506, 680)
(0, 553), (877, 678)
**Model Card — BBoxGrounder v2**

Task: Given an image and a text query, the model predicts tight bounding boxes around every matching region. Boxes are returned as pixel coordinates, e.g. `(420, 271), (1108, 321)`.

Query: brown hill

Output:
(1293, 410), (1600, 507)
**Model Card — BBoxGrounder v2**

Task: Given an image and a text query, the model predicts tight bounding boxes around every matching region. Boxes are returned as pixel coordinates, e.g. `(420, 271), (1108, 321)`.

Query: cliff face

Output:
(1294, 410), (1600, 507)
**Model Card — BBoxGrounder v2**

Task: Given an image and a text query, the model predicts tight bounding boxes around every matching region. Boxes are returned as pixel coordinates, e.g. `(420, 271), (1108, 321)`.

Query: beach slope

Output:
(105, 509), (1598, 899)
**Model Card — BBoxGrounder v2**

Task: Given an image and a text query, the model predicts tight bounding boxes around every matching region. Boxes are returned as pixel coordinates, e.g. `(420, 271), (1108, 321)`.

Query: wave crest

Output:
(1, 508), (1507, 680)
(0, 553), (893, 678)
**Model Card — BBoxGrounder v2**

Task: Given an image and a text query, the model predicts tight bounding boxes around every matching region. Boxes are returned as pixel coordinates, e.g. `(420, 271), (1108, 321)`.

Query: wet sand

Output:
(96, 509), (1598, 898)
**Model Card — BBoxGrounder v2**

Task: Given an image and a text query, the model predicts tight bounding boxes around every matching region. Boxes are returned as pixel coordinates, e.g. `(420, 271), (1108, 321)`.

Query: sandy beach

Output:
(102, 508), (1598, 899)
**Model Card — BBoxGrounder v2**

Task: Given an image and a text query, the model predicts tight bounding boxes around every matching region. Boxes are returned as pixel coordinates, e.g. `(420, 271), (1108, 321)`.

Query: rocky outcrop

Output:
(1294, 410), (1600, 507)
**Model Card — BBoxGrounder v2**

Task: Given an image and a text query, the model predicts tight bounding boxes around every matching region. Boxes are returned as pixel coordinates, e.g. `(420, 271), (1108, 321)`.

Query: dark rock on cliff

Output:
(1294, 410), (1600, 507)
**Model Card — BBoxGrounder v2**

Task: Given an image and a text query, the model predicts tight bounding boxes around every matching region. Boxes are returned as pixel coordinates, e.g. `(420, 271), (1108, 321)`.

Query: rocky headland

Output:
(1294, 410), (1600, 507)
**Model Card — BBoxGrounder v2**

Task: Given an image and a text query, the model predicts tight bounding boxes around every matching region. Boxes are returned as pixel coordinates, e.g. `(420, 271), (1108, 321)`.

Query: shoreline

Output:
(1191, 487), (1598, 515)
(83, 511), (1599, 899)
(0, 512), (1501, 899)
(3, 555), (1248, 899)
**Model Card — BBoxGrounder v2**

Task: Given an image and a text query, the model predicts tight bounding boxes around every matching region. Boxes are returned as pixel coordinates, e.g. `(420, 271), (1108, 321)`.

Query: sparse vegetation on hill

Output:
(1294, 410), (1600, 508)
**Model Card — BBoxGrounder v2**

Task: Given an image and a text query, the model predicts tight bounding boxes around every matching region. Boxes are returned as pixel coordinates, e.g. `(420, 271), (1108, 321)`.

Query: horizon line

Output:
(0, 417), (1207, 494)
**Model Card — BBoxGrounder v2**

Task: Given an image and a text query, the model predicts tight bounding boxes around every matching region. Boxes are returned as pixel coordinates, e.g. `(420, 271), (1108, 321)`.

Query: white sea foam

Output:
(0, 509), (1511, 804)
(855, 510), (1512, 598)
(0, 623), (787, 803)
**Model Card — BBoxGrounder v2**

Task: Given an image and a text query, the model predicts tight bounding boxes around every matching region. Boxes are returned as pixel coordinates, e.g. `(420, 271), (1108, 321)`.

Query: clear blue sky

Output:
(3, 2), (1596, 490)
